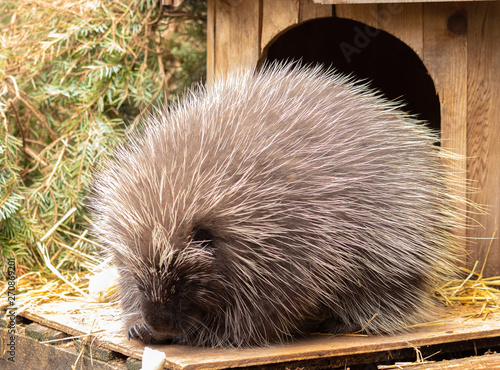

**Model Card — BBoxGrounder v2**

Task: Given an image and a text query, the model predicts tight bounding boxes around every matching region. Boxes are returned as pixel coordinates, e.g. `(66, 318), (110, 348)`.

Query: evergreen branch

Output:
(6, 83), (59, 140)
(0, 0), (207, 279)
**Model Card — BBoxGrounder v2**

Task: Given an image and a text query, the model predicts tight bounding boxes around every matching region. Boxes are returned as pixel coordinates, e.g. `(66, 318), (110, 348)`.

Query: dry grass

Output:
(436, 228), (500, 320)
(0, 207), (118, 316)
(0, 246), (118, 316)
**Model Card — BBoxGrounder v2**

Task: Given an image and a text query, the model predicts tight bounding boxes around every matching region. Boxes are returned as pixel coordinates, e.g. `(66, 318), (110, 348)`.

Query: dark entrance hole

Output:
(262, 17), (441, 134)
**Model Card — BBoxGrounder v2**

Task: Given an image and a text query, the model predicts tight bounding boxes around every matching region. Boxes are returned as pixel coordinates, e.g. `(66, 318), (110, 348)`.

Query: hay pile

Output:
(437, 230), (500, 320)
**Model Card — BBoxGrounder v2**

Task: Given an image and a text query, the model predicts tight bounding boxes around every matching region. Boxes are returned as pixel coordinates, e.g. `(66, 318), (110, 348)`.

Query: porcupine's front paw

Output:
(127, 322), (174, 344)
(127, 322), (154, 344)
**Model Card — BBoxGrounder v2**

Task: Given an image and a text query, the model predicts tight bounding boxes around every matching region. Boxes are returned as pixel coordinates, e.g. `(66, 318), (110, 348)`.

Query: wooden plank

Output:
(16, 303), (500, 370)
(213, 0), (230, 77)
(227, 0), (261, 71)
(401, 353), (500, 370)
(299, 0), (333, 23)
(213, 0), (260, 79)
(466, 2), (500, 277)
(422, 3), (468, 257)
(0, 331), (127, 370)
(261, 0), (300, 53)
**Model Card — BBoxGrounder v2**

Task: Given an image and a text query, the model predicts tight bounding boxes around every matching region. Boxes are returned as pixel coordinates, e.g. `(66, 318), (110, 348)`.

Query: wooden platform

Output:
(8, 302), (500, 369)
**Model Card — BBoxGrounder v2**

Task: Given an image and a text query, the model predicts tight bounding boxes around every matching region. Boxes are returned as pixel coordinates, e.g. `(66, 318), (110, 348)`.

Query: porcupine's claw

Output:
(128, 323), (151, 342)
(128, 323), (161, 344)
(127, 324), (143, 341)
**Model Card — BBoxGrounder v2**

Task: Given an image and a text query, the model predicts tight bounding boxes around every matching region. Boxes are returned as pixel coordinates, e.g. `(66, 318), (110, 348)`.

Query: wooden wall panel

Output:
(335, 4), (379, 28)
(422, 3), (468, 260)
(300, 0), (333, 23)
(210, 0), (260, 81)
(466, 2), (500, 277)
(209, 0), (333, 78)
(262, 0), (300, 52)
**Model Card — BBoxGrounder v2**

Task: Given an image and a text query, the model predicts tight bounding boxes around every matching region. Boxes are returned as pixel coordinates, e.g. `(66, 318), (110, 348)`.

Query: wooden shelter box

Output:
(207, 0), (500, 277)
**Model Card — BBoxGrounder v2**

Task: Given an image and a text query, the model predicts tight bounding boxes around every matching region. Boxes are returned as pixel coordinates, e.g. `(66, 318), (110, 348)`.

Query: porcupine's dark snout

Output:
(143, 302), (185, 337)
(129, 299), (199, 343)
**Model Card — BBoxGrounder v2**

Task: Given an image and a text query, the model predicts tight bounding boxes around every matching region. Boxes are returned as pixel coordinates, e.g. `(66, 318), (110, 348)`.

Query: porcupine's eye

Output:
(191, 227), (215, 253)
(179, 284), (190, 295)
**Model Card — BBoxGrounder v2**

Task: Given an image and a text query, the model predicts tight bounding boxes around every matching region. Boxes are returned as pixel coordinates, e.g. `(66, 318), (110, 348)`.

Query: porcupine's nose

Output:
(147, 314), (184, 337)
(143, 301), (184, 336)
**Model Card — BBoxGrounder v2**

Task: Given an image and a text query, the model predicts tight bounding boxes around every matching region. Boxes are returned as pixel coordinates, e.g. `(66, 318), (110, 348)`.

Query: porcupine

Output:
(88, 63), (463, 348)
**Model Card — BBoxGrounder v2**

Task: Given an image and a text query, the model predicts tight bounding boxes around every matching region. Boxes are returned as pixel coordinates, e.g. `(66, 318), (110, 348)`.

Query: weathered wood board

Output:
(402, 353), (500, 370)
(17, 303), (500, 370)
(466, 2), (500, 277)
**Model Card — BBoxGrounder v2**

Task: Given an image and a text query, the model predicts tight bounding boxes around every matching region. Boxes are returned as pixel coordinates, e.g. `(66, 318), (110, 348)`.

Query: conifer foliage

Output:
(0, 0), (206, 278)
